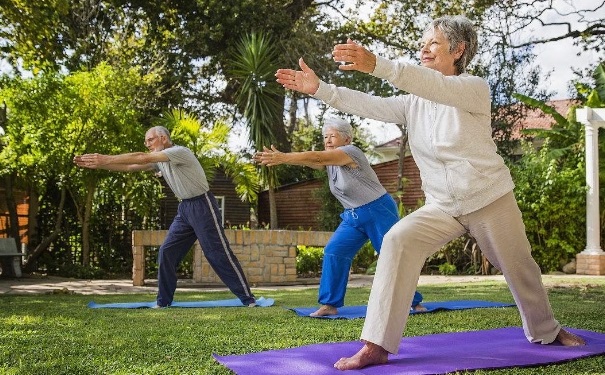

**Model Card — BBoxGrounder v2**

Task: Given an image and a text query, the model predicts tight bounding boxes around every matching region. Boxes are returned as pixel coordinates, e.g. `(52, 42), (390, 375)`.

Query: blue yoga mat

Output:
(88, 296), (274, 309)
(214, 327), (605, 375)
(288, 300), (515, 319)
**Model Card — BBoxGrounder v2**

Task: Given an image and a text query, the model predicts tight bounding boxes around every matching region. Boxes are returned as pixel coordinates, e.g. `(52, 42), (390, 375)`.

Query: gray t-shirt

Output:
(154, 145), (209, 200)
(328, 145), (386, 209)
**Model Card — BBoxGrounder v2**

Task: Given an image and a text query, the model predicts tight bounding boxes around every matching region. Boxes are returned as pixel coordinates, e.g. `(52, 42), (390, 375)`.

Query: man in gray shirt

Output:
(74, 126), (256, 307)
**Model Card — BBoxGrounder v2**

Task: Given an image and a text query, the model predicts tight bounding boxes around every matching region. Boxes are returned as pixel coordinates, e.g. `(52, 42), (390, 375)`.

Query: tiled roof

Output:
(508, 99), (579, 139)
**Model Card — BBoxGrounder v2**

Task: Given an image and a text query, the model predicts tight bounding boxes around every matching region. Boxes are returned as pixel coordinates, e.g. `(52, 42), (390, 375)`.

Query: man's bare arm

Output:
(74, 151), (169, 172)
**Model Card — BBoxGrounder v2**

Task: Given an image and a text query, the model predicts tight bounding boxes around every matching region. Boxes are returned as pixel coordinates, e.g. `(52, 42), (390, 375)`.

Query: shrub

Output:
(425, 235), (484, 275)
(296, 245), (324, 277)
(510, 141), (586, 272)
(296, 242), (379, 277)
(438, 262), (457, 275)
(351, 242), (377, 273)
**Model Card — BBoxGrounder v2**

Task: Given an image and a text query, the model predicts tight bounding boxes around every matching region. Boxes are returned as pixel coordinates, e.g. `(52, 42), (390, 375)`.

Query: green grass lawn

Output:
(1, 280), (604, 374)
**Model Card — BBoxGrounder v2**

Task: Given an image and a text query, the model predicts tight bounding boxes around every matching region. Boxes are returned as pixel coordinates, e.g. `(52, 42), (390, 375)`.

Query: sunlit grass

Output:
(1, 281), (604, 374)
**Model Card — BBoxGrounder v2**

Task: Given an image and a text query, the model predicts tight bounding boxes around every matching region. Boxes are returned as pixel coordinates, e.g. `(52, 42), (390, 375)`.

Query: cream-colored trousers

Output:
(361, 191), (561, 353)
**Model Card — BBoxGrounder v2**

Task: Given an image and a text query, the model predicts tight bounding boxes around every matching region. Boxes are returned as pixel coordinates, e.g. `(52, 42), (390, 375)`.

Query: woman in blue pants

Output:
(255, 117), (423, 316)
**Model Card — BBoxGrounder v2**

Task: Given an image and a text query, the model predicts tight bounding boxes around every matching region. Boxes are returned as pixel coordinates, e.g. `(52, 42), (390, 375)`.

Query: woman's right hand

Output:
(333, 38), (377, 73)
(275, 58), (320, 95)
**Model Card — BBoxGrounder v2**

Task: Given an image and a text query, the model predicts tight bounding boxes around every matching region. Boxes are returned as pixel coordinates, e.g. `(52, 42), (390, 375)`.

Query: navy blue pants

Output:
(318, 193), (423, 308)
(156, 192), (255, 307)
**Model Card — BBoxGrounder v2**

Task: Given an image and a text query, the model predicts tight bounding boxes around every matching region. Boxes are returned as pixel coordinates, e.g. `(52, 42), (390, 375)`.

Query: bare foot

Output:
(555, 328), (586, 346)
(334, 341), (388, 370)
(310, 304), (338, 317)
(412, 303), (427, 312)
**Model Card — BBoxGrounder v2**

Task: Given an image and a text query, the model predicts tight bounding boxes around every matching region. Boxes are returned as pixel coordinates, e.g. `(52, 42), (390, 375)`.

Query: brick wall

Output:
(576, 253), (605, 275)
(132, 229), (333, 286)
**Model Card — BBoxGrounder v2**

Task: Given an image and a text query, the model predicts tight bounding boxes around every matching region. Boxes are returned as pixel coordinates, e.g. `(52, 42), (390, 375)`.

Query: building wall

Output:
(373, 155), (425, 210)
(210, 169), (252, 228)
(0, 188), (29, 243)
(257, 179), (324, 230)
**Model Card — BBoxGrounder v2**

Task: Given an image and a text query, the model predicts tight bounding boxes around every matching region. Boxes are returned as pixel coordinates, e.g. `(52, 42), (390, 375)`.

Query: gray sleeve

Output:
(340, 145), (370, 169)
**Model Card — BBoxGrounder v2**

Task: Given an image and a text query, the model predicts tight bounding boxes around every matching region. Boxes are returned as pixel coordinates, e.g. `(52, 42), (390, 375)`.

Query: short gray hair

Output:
(425, 15), (478, 74)
(149, 126), (172, 142)
(322, 117), (353, 140)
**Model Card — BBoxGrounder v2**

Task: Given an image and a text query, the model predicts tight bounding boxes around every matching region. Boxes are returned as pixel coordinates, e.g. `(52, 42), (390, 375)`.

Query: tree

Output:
(227, 32), (285, 229)
(0, 73), (79, 270)
(486, 0), (604, 52)
(0, 64), (158, 270)
(0, 0), (325, 122)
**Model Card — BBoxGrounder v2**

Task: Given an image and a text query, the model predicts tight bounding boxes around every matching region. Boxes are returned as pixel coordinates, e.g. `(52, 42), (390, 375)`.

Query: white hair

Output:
(425, 15), (478, 74)
(322, 117), (353, 140)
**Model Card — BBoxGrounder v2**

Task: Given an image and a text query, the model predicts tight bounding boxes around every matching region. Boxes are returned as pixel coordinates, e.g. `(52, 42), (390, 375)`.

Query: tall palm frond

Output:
(228, 32), (282, 183)
(157, 109), (201, 148)
(227, 31), (285, 228)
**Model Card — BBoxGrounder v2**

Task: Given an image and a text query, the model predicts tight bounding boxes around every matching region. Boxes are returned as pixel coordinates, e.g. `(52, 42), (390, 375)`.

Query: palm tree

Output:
(227, 31), (288, 229)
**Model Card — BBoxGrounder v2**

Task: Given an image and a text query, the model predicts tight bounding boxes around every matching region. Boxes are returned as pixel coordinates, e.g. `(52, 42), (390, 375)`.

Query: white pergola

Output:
(577, 107), (605, 275)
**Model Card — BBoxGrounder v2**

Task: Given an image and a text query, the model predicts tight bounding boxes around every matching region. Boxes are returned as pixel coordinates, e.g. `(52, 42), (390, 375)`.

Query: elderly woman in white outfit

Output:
(275, 14), (585, 371)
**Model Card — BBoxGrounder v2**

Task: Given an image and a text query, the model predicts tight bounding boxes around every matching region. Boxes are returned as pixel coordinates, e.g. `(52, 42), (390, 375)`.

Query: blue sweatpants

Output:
(156, 192), (255, 307)
(318, 193), (423, 308)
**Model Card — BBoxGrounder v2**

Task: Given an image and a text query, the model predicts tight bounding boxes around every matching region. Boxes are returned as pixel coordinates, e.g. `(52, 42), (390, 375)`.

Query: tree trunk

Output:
(287, 92), (298, 137)
(23, 186), (67, 272)
(268, 186), (278, 229)
(26, 184), (39, 254)
(81, 185), (94, 266)
(395, 124), (409, 206)
(270, 94), (291, 152)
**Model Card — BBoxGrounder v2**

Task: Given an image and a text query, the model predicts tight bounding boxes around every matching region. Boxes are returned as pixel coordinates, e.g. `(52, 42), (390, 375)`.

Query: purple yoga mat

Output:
(213, 327), (605, 375)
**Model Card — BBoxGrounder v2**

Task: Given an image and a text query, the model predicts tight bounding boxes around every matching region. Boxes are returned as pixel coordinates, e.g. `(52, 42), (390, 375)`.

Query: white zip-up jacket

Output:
(313, 56), (514, 217)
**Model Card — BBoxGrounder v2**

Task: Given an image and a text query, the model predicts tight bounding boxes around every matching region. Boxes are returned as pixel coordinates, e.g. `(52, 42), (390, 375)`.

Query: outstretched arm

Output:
(73, 151), (169, 172)
(332, 39), (377, 73)
(254, 145), (355, 169)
